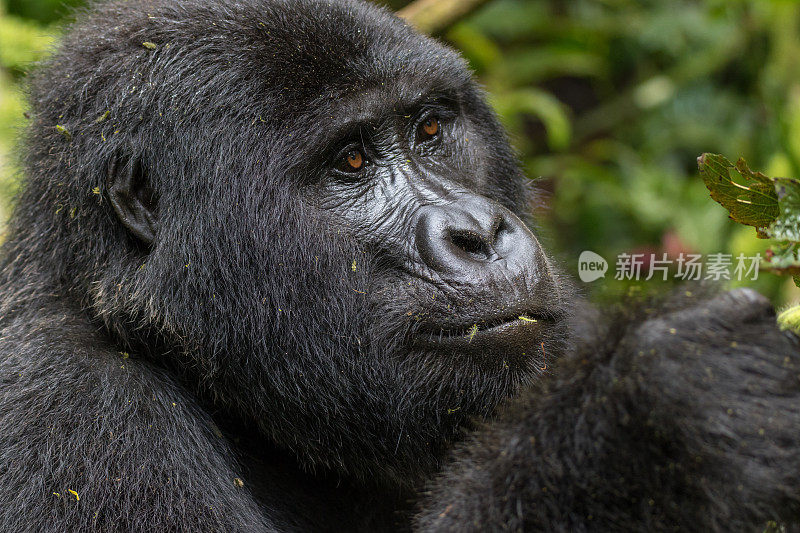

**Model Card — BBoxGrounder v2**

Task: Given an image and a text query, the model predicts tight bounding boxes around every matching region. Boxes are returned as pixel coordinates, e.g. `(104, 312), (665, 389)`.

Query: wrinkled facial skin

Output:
(308, 82), (567, 369)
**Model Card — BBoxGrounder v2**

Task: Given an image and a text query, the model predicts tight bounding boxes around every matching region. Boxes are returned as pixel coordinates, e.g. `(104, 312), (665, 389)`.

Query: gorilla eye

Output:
(417, 116), (440, 143)
(337, 148), (366, 173)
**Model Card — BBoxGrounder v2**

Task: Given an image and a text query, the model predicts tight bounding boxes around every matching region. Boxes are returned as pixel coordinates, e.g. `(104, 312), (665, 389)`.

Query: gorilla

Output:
(1, 0), (799, 531)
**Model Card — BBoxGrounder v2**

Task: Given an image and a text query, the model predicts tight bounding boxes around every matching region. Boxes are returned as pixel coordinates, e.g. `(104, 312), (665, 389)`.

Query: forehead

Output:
(241, 0), (472, 110)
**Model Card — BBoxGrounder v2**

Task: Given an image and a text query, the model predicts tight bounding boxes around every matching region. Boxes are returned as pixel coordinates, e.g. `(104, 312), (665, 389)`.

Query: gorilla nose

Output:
(416, 196), (547, 282)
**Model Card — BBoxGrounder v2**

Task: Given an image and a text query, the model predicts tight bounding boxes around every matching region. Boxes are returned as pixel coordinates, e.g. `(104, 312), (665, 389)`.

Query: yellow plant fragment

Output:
(55, 125), (72, 140)
(467, 324), (478, 343)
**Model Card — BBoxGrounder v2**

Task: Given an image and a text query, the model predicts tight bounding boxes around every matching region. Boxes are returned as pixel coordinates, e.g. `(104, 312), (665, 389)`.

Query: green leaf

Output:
(764, 178), (800, 241)
(698, 153), (779, 229)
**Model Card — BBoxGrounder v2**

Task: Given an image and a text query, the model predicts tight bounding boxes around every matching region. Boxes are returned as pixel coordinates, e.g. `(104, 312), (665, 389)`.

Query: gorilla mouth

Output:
(411, 312), (553, 355)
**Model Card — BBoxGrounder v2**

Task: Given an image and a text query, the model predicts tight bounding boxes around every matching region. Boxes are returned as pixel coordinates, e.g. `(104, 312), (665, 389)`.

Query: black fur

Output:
(0, 0), (798, 531)
(416, 289), (800, 531)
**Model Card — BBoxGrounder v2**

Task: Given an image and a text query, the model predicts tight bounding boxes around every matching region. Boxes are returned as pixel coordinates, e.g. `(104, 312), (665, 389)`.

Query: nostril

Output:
(450, 231), (490, 259)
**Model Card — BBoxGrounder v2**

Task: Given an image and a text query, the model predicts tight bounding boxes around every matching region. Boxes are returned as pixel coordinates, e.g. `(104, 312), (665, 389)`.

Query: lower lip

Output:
(412, 318), (545, 356)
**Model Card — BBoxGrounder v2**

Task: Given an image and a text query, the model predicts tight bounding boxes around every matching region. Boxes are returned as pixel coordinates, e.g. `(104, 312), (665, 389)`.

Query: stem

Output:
(398, 0), (493, 35)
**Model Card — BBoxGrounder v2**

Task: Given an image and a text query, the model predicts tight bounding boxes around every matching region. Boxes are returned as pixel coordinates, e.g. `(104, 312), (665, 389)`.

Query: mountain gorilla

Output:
(1, 0), (799, 531)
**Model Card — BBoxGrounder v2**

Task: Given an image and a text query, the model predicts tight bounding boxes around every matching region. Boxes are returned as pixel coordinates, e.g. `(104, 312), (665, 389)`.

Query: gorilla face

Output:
(312, 80), (563, 366)
(22, 0), (572, 486)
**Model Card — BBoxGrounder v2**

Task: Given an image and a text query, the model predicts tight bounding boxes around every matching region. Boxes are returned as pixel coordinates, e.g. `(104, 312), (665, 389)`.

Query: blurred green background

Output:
(1, 0), (799, 304)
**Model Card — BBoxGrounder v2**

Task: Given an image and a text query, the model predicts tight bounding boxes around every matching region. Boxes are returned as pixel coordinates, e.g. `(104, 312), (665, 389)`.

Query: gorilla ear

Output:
(107, 154), (158, 245)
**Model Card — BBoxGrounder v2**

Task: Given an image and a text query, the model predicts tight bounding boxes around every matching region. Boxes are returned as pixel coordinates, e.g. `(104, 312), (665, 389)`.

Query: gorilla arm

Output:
(416, 289), (800, 531)
(0, 301), (276, 532)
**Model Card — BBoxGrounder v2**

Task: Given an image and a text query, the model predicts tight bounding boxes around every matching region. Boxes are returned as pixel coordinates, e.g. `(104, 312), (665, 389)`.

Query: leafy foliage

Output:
(5, 0), (82, 24)
(0, 15), (54, 72)
(699, 153), (800, 286)
(445, 0), (800, 303)
(698, 154), (778, 229)
(0, 9), (57, 226)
